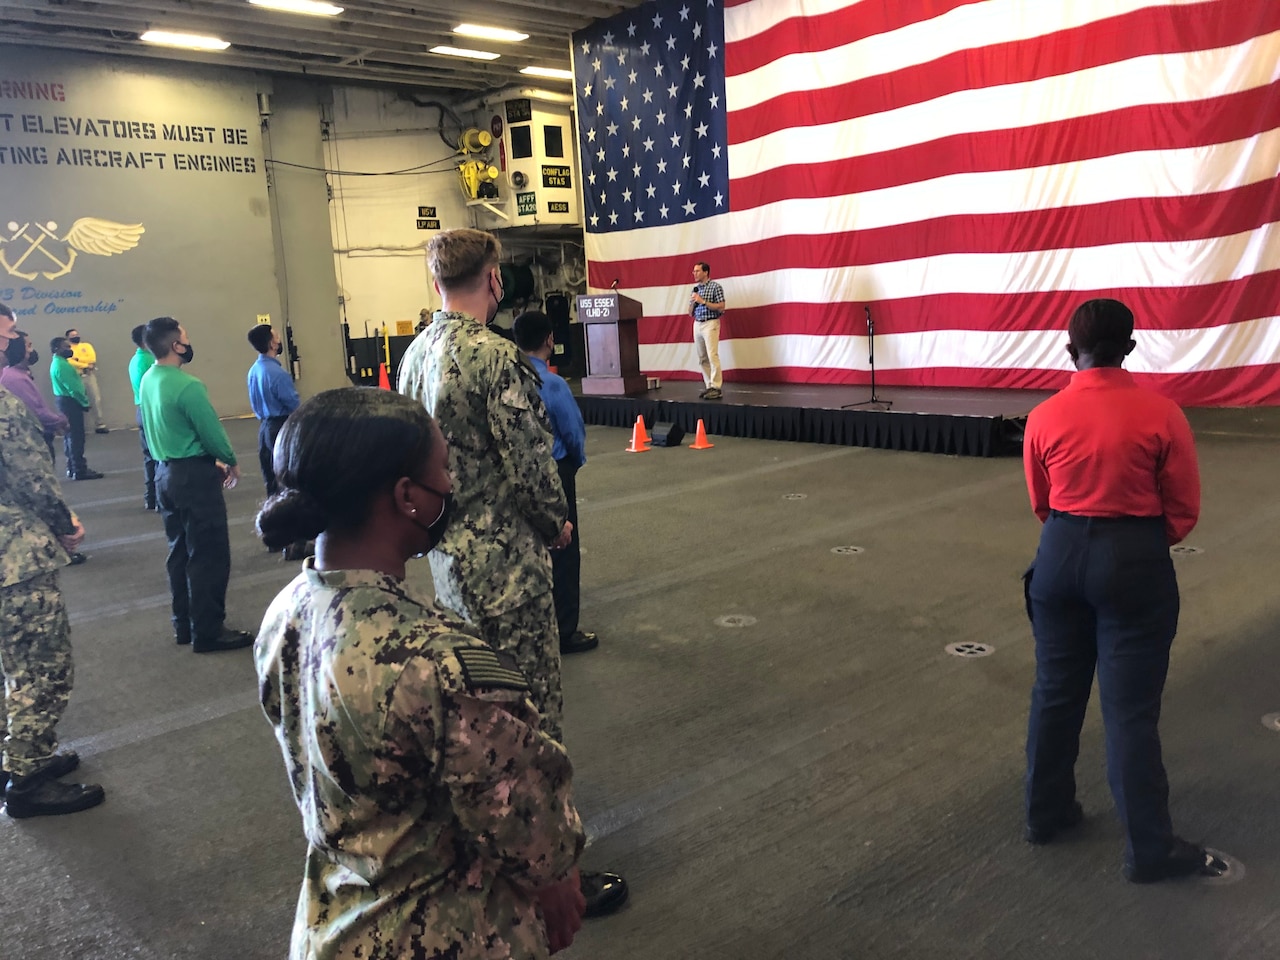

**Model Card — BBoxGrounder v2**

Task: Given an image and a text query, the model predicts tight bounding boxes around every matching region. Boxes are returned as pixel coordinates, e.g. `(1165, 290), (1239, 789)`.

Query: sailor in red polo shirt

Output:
(1021, 298), (1225, 883)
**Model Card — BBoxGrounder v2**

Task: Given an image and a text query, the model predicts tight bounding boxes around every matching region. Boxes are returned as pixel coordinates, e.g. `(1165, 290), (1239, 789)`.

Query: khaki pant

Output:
(693, 318), (722, 389)
(81, 368), (105, 429)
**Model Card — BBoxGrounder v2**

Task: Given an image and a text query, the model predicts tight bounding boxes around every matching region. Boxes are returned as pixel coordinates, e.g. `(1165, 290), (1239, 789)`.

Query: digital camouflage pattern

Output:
(476, 590), (564, 743)
(397, 310), (567, 624)
(0, 387), (74, 587)
(255, 561), (584, 960)
(0, 572), (73, 778)
(0, 386), (76, 778)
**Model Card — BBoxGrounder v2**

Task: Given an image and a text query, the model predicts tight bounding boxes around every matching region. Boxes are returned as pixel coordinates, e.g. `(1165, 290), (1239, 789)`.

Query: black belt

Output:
(158, 455), (216, 466)
(1049, 510), (1162, 524)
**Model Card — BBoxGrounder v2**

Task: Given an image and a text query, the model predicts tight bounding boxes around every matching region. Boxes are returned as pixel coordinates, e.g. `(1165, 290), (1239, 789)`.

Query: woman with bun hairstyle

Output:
(254, 387), (585, 960)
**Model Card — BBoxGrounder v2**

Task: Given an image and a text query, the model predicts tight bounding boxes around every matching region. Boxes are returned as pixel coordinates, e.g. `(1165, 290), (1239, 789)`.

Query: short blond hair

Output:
(426, 229), (502, 291)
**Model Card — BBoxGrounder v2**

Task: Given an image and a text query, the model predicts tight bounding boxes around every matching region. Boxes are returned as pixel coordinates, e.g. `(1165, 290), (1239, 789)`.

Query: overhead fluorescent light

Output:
(520, 66), (573, 81)
(249, 0), (345, 16)
(140, 30), (231, 51)
(429, 45), (501, 61)
(453, 24), (529, 43)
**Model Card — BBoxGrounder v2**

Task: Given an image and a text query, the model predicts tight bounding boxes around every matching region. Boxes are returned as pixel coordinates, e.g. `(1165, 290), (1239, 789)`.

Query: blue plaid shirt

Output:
(692, 280), (725, 322)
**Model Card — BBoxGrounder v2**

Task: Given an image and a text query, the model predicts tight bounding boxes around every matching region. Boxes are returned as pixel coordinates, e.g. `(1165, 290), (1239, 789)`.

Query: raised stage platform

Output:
(574, 381), (1053, 457)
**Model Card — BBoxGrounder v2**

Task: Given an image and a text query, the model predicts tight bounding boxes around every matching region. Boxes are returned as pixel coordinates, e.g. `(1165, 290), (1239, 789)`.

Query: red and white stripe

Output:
(583, 0), (1280, 405)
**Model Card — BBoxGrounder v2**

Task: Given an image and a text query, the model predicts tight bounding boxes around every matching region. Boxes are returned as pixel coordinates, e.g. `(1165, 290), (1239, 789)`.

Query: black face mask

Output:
(26, 349), (38, 365)
(487, 274), (505, 325)
(68, 336), (81, 344)
(58, 347), (74, 359)
(173, 342), (194, 364)
(408, 479), (453, 555)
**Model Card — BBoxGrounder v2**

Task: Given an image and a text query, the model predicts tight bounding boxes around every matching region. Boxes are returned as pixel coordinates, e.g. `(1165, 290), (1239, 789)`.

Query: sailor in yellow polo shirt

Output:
(64, 328), (107, 433)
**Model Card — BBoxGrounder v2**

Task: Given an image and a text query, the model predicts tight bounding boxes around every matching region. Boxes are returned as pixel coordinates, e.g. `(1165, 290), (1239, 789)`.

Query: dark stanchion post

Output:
(843, 305), (893, 410)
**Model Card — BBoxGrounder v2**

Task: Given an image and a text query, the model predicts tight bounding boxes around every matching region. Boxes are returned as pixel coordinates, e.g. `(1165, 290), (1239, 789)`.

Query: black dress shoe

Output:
(191, 629), (254, 653)
(5, 777), (105, 818)
(67, 552), (87, 566)
(581, 870), (628, 918)
(1025, 801), (1084, 845)
(560, 631), (599, 654)
(1124, 837), (1227, 883)
(94, 427), (110, 434)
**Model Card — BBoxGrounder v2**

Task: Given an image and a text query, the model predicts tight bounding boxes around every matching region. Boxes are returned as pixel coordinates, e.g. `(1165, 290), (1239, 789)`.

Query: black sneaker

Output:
(191, 628), (254, 653)
(94, 427), (110, 434)
(1124, 838), (1227, 883)
(72, 468), (104, 480)
(5, 777), (105, 818)
(67, 552), (88, 566)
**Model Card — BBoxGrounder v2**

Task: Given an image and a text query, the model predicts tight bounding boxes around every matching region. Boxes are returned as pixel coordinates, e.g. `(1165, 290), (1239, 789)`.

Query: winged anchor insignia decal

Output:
(0, 218), (145, 281)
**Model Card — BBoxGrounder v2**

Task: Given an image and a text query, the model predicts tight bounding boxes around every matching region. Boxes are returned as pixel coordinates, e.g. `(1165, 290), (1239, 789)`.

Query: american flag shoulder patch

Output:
(453, 645), (531, 693)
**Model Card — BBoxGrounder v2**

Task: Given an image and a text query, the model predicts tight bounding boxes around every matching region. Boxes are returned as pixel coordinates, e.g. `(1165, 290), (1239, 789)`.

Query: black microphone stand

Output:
(843, 306), (892, 409)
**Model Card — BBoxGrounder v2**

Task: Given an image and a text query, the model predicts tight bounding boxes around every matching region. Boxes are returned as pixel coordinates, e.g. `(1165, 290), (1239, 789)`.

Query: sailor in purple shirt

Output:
(2, 329), (69, 462)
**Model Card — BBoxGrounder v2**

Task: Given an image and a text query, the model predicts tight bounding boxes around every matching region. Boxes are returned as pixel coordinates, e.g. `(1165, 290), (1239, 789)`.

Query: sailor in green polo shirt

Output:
(49, 337), (102, 481)
(138, 317), (252, 654)
(128, 324), (158, 511)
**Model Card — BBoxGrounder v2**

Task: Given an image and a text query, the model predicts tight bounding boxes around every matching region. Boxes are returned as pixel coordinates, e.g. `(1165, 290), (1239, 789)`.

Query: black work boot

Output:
(5, 775), (104, 818)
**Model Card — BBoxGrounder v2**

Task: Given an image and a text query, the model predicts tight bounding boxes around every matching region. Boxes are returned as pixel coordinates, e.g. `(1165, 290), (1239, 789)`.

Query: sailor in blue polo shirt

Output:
(246, 324), (300, 496)
(513, 310), (599, 656)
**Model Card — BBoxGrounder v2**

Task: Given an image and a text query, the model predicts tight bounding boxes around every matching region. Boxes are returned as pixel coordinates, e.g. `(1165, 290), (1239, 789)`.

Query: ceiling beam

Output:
(0, 32), (493, 92)
(1, 0), (574, 59)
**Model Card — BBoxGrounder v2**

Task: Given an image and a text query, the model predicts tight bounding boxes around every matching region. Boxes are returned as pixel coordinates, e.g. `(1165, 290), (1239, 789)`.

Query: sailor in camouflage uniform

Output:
(397, 230), (574, 742)
(0, 324), (106, 817)
(398, 228), (629, 918)
(255, 388), (586, 959)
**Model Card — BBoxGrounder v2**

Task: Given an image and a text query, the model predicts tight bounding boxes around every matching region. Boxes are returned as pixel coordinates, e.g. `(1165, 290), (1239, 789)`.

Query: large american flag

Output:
(572, 0), (1280, 406)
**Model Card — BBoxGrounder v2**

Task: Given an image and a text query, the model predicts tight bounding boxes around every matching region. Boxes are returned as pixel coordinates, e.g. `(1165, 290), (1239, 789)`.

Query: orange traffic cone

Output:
(377, 362), (391, 390)
(626, 415), (651, 452)
(689, 419), (714, 450)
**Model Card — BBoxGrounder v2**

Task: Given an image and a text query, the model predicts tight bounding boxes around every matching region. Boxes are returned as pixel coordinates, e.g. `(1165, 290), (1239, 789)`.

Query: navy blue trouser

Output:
(155, 457), (231, 645)
(257, 415), (288, 497)
(136, 406), (156, 507)
(551, 458), (582, 640)
(55, 396), (86, 475)
(1025, 512), (1179, 868)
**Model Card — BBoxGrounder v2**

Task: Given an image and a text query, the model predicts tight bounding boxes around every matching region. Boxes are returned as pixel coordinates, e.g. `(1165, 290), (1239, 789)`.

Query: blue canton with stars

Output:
(572, 0), (728, 234)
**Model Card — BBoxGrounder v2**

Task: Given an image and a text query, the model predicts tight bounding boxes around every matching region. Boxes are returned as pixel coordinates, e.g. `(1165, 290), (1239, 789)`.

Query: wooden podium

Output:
(575, 291), (648, 396)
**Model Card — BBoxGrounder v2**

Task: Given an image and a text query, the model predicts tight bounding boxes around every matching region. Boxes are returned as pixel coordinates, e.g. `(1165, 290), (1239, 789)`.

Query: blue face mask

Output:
(408, 480), (453, 555)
